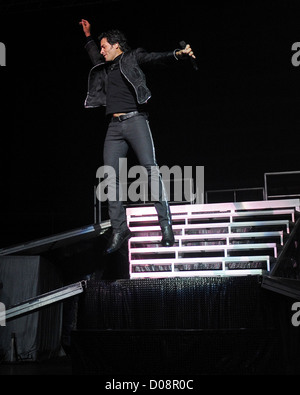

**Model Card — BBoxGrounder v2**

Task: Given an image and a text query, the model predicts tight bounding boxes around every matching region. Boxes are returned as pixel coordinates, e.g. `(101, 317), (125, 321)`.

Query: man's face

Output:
(100, 38), (121, 62)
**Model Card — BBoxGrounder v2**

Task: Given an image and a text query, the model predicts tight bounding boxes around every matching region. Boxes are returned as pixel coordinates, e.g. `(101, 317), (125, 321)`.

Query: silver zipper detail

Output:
(119, 53), (151, 104)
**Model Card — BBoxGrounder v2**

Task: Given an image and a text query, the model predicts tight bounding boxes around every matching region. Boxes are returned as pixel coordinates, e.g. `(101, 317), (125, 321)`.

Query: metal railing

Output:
(267, 216), (300, 279)
(205, 187), (266, 203)
(264, 170), (300, 200)
(261, 216), (300, 300)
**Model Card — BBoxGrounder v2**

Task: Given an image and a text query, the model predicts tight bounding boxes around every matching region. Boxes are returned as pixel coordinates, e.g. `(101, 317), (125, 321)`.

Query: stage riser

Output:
(71, 329), (283, 375)
(74, 275), (300, 374)
(77, 276), (279, 330)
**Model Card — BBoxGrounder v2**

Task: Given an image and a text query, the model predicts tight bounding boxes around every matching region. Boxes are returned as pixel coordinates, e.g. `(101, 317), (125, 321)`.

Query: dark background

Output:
(1, 0), (300, 247)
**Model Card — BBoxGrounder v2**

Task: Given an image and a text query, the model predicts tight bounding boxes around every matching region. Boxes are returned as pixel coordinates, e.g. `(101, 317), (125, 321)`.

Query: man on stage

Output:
(79, 19), (196, 255)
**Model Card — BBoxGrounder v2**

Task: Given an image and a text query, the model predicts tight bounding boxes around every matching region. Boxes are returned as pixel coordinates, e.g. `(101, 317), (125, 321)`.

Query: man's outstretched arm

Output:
(134, 42), (196, 67)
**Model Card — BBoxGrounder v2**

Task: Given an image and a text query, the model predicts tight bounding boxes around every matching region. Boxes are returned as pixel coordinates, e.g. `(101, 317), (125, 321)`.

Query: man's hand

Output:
(176, 44), (195, 59)
(79, 19), (91, 37)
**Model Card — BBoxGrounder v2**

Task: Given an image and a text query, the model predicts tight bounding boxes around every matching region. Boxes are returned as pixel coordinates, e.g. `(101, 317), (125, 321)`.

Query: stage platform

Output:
(71, 198), (300, 375)
(1, 199), (300, 374)
(72, 275), (299, 375)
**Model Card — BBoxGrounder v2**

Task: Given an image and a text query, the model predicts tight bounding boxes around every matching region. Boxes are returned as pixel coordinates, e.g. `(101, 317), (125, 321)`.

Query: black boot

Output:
(161, 224), (175, 247)
(104, 228), (132, 255)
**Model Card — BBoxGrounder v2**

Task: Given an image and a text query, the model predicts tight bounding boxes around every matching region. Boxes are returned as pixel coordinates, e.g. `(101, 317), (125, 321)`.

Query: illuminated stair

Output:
(126, 199), (300, 278)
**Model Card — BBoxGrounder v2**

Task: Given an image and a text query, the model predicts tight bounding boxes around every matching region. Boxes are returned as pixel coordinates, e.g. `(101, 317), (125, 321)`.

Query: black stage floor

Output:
(0, 356), (72, 375)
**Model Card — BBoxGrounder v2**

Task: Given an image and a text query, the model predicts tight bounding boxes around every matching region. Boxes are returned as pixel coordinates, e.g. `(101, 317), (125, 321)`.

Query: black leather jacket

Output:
(84, 38), (180, 108)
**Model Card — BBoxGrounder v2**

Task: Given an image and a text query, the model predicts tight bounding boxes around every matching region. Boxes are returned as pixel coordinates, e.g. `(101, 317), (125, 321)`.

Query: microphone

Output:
(179, 40), (198, 71)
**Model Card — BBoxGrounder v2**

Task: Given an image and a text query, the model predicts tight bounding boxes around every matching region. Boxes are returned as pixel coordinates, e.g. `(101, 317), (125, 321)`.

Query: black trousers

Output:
(103, 113), (172, 231)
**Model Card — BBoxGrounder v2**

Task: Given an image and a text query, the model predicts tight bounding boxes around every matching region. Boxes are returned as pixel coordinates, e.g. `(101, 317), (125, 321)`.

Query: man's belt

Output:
(111, 111), (141, 122)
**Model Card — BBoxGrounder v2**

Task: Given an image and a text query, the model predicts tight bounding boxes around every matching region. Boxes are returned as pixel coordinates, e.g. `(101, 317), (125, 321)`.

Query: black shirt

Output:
(106, 54), (141, 115)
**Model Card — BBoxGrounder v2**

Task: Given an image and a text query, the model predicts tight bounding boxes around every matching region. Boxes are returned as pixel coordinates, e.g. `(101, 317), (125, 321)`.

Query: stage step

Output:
(128, 209), (296, 224)
(130, 256), (273, 278)
(126, 199), (300, 278)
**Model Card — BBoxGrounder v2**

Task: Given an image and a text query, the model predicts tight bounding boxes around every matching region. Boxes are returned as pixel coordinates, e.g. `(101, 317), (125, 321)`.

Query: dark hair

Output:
(98, 29), (131, 52)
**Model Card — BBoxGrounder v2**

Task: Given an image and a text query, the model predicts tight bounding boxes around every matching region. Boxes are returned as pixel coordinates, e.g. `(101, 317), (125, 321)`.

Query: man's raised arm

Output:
(79, 19), (91, 37)
(79, 19), (104, 65)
